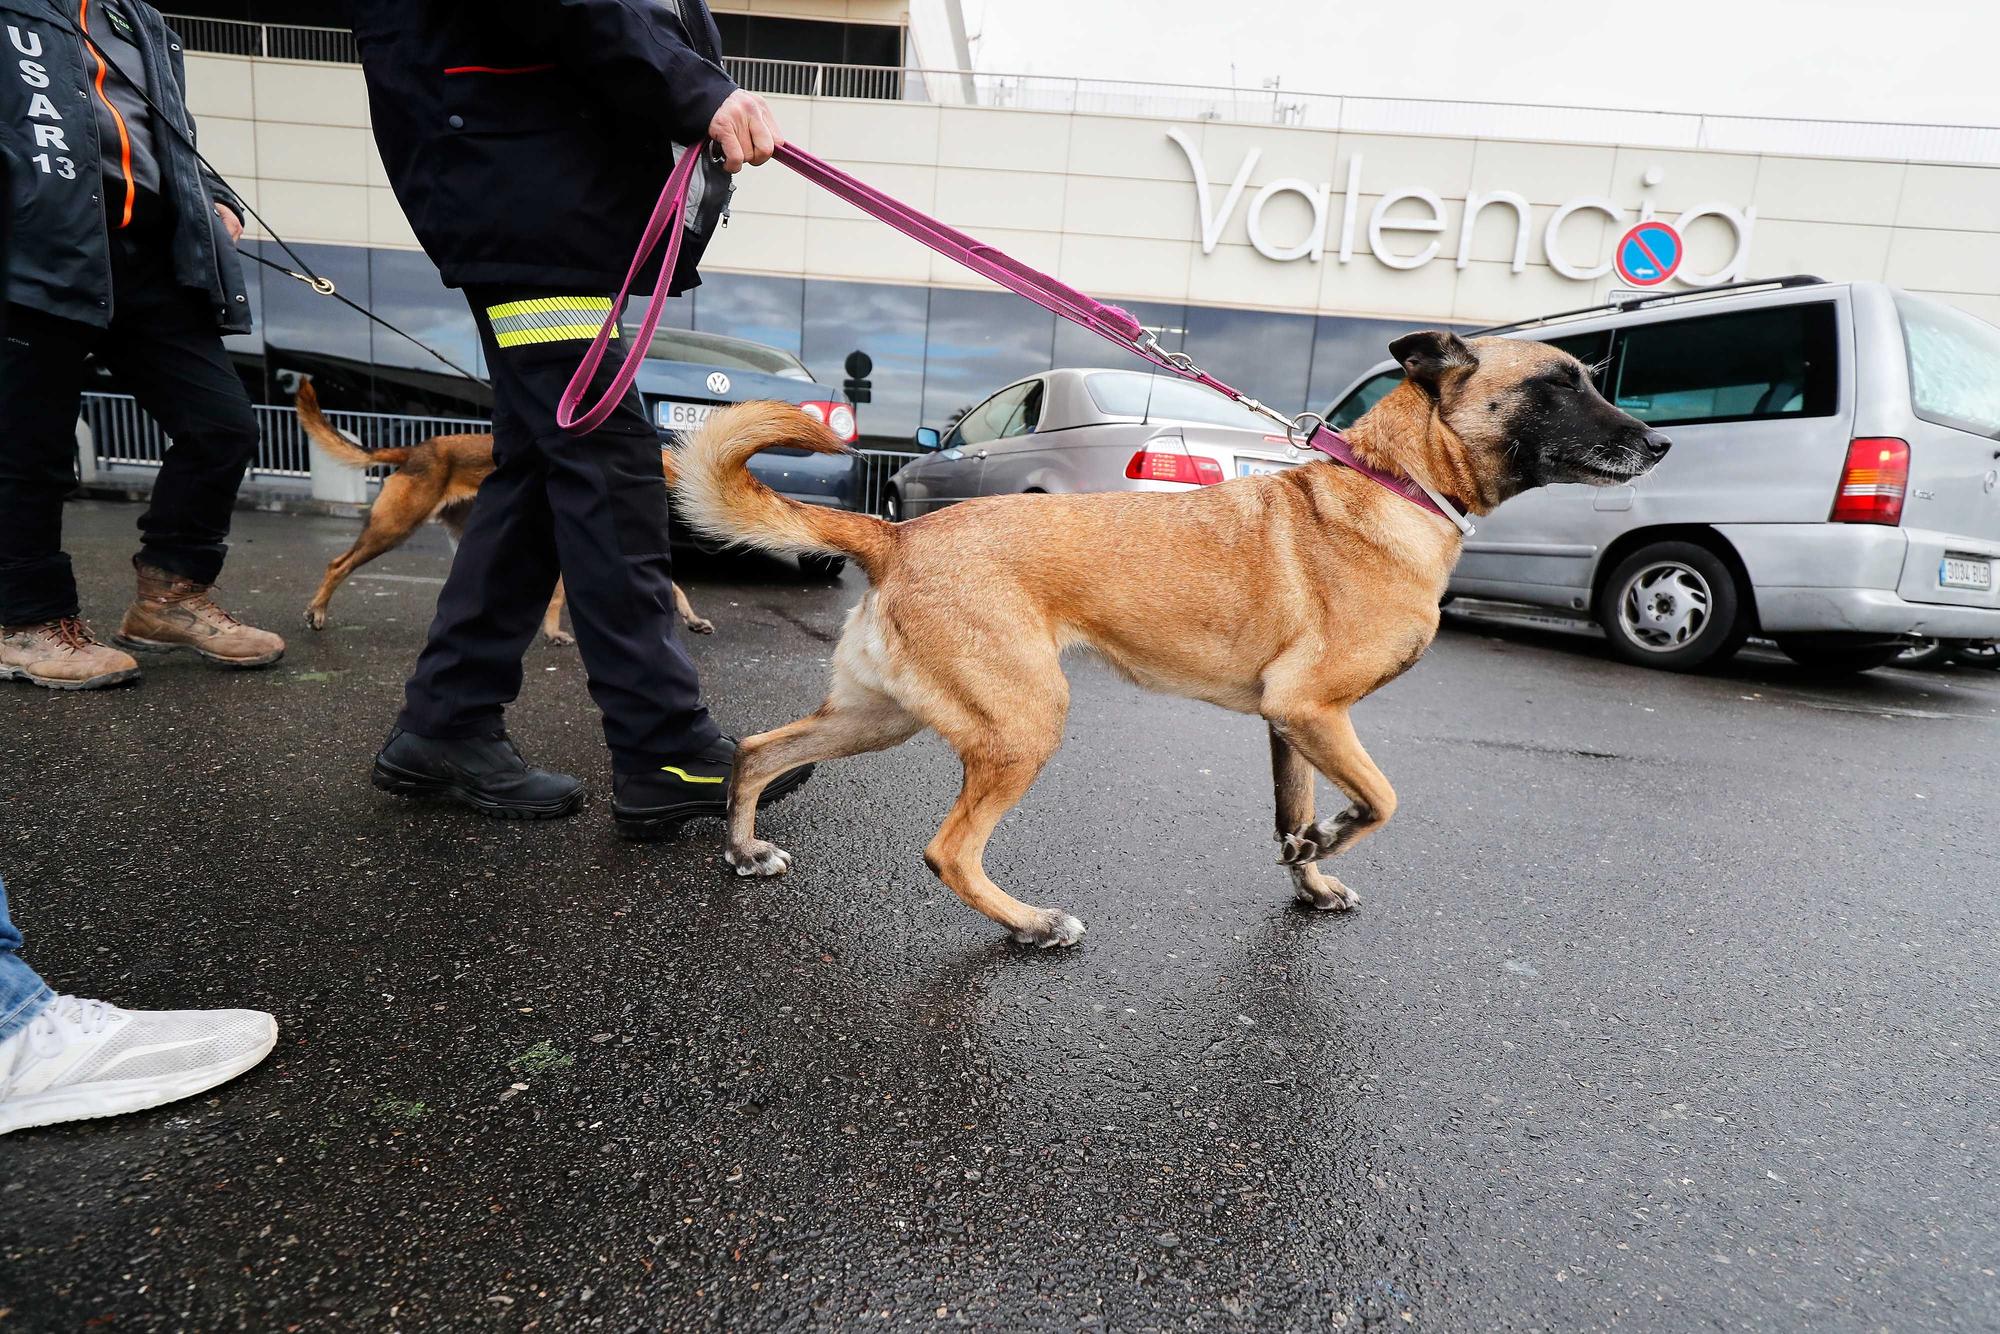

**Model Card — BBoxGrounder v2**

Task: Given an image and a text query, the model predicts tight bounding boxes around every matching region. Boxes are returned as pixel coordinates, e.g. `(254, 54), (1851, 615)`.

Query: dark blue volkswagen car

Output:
(635, 327), (859, 577)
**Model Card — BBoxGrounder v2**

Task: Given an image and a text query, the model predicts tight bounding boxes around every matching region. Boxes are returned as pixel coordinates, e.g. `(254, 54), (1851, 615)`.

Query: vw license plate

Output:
(1236, 458), (1295, 478)
(656, 400), (718, 433)
(1939, 554), (1993, 591)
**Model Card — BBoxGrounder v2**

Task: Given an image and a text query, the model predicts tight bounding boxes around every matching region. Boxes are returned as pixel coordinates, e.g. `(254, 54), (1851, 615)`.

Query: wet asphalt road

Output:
(1, 500), (1996, 1333)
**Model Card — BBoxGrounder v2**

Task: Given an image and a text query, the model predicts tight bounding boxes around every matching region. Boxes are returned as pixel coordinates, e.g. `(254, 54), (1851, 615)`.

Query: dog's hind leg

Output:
(725, 680), (922, 878)
(916, 663), (1081, 947)
(305, 515), (412, 631)
(924, 724), (1081, 947)
(1266, 707), (1398, 912)
(672, 580), (714, 635)
(541, 578), (575, 647)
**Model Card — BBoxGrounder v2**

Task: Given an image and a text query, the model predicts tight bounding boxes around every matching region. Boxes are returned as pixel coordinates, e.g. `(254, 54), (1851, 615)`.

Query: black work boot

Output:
(371, 727), (586, 820)
(612, 736), (813, 842)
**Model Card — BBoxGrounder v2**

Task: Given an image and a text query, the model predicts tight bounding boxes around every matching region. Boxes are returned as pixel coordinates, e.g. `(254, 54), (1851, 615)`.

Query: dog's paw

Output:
(544, 629), (577, 648)
(684, 617), (715, 636)
(304, 607), (328, 631)
(1289, 866), (1361, 912)
(1275, 806), (1367, 866)
(725, 839), (793, 878)
(1011, 908), (1087, 948)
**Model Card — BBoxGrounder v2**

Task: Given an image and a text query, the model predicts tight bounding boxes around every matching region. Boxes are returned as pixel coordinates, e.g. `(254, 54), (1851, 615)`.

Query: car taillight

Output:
(1830, 437), (1910, 525)
(1124, 449), (1224, 486)
(799, 400), (858, 442)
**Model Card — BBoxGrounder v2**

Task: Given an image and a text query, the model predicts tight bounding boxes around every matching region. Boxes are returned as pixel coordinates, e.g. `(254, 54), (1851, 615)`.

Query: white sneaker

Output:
(0, 994), (277, 1134)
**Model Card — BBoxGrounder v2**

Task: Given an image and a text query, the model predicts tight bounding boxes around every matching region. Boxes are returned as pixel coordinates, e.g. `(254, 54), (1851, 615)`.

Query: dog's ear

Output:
(1389, 330), (1477, 398)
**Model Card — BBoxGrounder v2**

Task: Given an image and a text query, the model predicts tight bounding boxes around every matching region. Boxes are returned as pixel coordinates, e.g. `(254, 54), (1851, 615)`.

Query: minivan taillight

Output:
(1830, 437), (1910, 525)
(798, 400), (858, 442)
(1125, 449), (1224, 486)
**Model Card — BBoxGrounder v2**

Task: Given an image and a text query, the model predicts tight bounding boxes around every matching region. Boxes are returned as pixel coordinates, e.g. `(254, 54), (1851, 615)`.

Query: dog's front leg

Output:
(1266, 710), (1397, 912)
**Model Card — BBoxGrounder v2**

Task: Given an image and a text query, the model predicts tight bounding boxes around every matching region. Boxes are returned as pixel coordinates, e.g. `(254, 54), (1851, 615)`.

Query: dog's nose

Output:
(1642, 429), (1672, 461)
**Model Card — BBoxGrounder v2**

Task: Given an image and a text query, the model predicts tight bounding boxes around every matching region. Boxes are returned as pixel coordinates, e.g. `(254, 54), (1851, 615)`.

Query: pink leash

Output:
(557, 142), (1473, 535)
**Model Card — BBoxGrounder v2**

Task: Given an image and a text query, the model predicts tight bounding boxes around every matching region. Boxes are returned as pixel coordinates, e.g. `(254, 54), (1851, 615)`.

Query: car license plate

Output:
(1939, 554), (1993, 591)
(1236, 458), (1295, 478)
(656, 400), (717, 433)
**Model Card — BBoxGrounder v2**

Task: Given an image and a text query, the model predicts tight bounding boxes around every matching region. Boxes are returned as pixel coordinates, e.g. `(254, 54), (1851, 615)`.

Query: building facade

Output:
(108, 4), (2000, 444)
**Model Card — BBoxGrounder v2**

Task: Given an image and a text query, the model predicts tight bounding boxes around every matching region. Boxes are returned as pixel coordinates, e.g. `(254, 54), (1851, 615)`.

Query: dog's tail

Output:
(674, 402), (892, 574)
(295, 380), (411, 470)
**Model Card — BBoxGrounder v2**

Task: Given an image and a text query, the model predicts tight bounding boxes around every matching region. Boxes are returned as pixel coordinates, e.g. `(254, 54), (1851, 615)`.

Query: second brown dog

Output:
(295, 382), (713, 644)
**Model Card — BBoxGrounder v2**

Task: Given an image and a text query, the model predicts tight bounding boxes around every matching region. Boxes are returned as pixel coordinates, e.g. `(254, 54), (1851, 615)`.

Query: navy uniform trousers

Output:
(396, 288), (721, 771)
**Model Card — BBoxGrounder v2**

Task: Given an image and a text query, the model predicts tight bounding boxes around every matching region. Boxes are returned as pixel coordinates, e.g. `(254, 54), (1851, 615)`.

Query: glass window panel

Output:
(366, 248), (491, 417)
(647, 328), (812, 379)
(256, 241), (374, 411)
(1083, 371), (1274, 432)
(842, 22), (902, 67)
(1183, 305), (1314, 417)
(626, 291), (695, 334)
(714, 11), (748, 57)
(958, 382), (1035, 446)
(1054, 299), (1186, 371)
(802, 280), (928, 444)
(689, 272), (803, 356)
(1326, 372), (1402, 431)
(921, 287), (1055, 430)
(1896, 293), (2000, 438)
(1308, 314), (1426, 415)
(1612, 303), (1838, 427)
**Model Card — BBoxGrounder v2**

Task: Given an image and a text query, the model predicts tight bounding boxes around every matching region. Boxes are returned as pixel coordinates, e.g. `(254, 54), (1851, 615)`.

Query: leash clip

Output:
(1286, 411), (1327, 451)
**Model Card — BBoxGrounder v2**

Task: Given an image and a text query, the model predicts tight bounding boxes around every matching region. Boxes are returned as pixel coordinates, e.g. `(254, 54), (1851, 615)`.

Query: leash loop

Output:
(1286, 411), (1328, 449)
(555, 144), (705, 435)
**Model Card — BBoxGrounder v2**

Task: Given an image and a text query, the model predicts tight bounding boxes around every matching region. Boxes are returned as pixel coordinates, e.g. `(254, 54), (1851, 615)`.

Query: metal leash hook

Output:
(1286, 411), (1327, 454)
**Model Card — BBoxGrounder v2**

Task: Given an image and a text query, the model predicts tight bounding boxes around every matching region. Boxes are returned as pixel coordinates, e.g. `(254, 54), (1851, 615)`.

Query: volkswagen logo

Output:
(706, 371), (731, 396)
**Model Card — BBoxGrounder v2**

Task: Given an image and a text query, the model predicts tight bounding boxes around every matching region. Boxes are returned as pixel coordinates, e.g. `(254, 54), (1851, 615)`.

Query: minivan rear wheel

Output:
(1596, 541), (1748, 671)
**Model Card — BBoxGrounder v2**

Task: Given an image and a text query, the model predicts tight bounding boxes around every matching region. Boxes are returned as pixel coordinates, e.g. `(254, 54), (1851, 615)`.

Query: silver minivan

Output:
(1326, 277), (2000, 672)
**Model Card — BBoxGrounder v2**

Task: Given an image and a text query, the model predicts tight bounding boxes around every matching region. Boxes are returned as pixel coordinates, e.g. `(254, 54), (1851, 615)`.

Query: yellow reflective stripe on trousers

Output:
(485, 296), (618, 349)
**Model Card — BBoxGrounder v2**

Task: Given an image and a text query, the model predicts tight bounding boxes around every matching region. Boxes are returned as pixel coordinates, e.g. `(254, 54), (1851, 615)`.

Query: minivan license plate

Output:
(1939, 555), (1993, 591)
(657, 401), (717, 432)
(1236, 458), (1295, 478)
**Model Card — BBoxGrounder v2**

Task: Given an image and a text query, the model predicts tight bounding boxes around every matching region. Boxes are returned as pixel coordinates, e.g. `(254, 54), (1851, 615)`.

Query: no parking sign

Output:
(1614, 220), (1683, 287)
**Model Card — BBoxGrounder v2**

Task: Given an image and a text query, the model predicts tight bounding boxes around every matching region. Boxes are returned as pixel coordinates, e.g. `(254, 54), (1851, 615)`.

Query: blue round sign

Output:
(1615, 220), (1683, 287)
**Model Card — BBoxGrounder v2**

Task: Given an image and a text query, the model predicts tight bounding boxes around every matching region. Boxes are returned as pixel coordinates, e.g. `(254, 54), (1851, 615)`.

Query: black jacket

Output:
(0, 0), (249, 332)
(349, 0), (738, 296)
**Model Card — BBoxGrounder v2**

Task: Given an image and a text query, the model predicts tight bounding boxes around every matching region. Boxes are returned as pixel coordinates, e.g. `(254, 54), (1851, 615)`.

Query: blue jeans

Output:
(0, 874), (55, 1043)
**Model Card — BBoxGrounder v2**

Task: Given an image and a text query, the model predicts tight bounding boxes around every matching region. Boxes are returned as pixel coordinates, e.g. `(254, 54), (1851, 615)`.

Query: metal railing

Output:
(80, 394), (489, 485)
(852, 448), (911, 517)
(727, 57), (909, 102)
(162, 13), (2000, 166)
(164, 14), (356, 63)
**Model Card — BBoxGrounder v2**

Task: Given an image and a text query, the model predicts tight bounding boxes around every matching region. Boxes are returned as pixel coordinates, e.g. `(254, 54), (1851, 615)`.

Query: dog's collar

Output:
(1300, 426), (1476, 537)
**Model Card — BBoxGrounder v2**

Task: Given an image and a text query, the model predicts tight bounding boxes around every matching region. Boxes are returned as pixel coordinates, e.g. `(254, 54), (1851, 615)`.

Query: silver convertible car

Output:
(885, 368), (1304, 518)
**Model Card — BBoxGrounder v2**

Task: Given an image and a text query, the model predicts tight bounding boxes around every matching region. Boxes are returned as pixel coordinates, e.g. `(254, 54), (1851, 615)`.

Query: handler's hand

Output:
(215, 202), (243, 243)
(708, 89), (782, 173)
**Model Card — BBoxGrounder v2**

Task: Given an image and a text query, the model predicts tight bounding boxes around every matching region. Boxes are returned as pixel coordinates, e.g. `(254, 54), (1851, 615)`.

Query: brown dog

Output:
(673, 332), (1670, 946)
(295, 382), (713, 643)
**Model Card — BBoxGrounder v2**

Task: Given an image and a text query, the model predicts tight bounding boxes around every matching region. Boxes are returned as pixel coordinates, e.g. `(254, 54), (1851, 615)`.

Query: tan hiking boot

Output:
(116, 562), (286, 668)
(0, 618), (141, 690)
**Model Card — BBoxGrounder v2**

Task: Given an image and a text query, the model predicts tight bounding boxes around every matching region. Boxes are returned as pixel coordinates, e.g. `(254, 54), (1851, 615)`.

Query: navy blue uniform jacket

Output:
(349, 0), (739, 296)
(1, 0), (249, 332)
